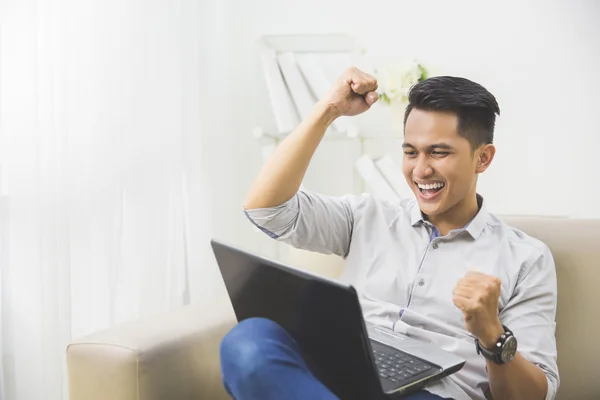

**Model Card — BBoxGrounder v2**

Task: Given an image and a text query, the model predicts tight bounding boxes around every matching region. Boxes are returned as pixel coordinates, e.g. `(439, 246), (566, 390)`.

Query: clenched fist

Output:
(452, 271), (505, 349)
(323, 67), (379, 118)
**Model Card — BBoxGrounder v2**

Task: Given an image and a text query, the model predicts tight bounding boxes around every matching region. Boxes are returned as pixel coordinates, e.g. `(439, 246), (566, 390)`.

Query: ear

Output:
(475, 144), (495, 174)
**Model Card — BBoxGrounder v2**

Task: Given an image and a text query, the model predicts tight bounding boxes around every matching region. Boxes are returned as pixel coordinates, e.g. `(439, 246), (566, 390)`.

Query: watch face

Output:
(501, 336), (518, 363)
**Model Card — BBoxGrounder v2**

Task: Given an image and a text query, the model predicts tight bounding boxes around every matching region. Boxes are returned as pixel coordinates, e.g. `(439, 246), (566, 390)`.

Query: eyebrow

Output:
(402, 142), (455, 150)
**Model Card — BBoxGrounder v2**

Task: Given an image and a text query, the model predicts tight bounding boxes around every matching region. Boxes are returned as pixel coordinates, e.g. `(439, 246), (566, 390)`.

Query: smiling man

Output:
(220, 68), (559, 400)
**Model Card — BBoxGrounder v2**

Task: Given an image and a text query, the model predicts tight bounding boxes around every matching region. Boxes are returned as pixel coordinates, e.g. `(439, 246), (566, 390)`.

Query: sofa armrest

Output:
(66, 303), (237, 400)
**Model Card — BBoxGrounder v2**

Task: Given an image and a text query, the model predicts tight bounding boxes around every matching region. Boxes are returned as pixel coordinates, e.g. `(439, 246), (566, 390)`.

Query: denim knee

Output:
(220, 318), (286, 383)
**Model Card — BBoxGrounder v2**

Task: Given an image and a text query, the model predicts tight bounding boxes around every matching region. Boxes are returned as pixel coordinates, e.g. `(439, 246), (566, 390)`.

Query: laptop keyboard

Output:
(372, 343), (434, 384)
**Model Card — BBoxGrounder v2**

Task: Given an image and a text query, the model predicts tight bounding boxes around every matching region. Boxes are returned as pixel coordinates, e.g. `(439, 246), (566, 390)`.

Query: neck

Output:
(427, 192), (480, 236)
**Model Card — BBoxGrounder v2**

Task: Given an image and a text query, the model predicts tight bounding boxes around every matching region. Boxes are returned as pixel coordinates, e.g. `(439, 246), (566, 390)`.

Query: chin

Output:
(418, 202), (442, 217)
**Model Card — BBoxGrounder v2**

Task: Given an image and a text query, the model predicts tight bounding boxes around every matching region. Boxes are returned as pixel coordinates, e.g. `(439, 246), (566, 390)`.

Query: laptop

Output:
(211, 240), (465, 399)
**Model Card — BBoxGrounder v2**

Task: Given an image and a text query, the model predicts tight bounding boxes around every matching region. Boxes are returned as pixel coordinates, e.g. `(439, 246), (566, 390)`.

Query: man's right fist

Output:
(322, 67), (379, 118)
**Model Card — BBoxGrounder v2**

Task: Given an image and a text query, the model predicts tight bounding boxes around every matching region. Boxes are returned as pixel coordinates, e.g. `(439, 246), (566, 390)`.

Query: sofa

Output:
(66, 217), (600, 399)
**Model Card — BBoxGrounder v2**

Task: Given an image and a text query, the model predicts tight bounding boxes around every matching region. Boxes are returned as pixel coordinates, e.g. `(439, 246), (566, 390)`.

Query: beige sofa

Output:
(66, 217), (600, 400)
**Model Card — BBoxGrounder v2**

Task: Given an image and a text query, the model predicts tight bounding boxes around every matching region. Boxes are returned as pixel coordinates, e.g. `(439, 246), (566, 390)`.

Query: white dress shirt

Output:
(245, 190), (559, 400)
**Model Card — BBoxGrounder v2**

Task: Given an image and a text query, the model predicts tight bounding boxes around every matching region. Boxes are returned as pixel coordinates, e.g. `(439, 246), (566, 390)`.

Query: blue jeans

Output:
(220, 317), (447, 400)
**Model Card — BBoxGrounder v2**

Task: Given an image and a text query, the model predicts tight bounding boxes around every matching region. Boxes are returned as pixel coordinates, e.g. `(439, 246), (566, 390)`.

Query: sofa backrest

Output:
(501, 217), (599, 399)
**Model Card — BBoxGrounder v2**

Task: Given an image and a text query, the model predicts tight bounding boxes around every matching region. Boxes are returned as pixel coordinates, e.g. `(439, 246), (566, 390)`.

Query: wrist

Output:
(478, 321), (505, 349)
(314, 100), (341, 125)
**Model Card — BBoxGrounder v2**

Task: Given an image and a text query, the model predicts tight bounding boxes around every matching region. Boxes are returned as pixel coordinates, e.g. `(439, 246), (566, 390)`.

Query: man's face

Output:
(402, 108), (482, 218)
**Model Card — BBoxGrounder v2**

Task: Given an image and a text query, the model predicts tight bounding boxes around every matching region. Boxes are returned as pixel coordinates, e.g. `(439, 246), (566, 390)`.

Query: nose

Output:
(413, 155), (433, 179)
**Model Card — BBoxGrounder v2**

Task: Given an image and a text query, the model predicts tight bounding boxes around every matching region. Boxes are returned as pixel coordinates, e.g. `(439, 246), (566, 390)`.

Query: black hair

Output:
(404, 76), (500, 150)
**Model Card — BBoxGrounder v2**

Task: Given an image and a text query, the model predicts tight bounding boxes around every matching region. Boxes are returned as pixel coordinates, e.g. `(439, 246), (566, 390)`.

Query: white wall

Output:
(226, 0), (600, 263)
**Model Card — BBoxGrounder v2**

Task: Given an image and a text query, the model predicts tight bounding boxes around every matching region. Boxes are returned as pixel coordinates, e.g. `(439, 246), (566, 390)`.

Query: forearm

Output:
(243, 101), (339, 210)
(486, 352), (548, 400)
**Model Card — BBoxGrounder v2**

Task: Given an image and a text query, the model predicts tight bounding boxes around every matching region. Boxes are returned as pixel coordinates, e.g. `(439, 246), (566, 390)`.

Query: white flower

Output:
(377, 61), (424, 104)
(378, 67), (401, 101)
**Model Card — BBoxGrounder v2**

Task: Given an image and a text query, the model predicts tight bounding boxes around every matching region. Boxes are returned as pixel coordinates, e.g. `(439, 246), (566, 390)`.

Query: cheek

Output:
(402, 161), (412, 179)
(444, 162), (475, 190)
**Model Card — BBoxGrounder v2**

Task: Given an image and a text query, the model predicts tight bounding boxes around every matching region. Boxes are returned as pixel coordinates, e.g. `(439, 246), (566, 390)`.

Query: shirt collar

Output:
(410, 194), (489, 239)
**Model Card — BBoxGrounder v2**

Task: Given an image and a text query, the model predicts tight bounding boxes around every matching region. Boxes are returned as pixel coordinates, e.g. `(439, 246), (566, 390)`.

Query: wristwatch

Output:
(475, 325), (518, 364)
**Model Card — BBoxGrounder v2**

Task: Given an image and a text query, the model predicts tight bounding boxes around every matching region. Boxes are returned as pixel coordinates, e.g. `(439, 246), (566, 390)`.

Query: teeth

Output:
(417, 182), (445, 190)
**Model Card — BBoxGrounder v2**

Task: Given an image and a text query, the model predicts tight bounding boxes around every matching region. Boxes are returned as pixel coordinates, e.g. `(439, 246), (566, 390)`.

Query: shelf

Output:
(252, 126), (403, 141)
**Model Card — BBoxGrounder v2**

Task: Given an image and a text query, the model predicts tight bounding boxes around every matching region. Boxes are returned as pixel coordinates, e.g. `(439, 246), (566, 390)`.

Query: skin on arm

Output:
(243, 67), (379, 210)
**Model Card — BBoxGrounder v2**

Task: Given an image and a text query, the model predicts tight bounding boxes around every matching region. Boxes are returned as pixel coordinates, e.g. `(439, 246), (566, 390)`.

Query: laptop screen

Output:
(211, 239), (383, 400)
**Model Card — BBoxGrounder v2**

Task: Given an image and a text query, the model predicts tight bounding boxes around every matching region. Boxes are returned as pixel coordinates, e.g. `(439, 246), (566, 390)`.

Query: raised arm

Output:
(243, 67), (379, 210)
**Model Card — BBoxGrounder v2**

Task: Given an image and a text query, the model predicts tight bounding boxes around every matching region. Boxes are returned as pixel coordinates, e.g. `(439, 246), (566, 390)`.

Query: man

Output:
(220, 67), (559, 400)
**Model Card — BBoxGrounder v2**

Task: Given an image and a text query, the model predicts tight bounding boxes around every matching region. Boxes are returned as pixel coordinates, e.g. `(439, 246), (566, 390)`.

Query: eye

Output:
(431, 151), (449, 157)
(403, 151), (418, 157)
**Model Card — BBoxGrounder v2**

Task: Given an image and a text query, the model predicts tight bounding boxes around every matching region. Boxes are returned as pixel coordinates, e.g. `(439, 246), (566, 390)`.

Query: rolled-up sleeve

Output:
(243, 190), (363, 258)
(499, 244), (559, 400)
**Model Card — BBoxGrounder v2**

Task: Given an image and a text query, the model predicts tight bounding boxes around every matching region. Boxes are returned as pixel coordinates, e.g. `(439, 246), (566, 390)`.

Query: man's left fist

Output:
(452, 271), (504, 349)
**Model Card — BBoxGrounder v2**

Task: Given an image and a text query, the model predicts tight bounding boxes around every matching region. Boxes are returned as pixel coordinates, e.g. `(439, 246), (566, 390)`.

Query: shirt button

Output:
(432, 243), (438, 249)
(418, 278), (425, 286)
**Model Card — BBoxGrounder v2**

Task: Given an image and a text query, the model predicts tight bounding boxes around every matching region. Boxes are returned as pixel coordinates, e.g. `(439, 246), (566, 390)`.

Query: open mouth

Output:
(415, 181), (445, 199)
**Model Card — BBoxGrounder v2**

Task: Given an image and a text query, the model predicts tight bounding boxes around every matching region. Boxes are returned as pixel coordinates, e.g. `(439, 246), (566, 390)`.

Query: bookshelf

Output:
(254, 32), (409, 195)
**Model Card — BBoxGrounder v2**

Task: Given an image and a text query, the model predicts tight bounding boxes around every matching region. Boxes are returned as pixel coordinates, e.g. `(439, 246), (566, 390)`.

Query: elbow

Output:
(242, 199), (258, 211)
(243, 188), (272, 210)
(242, 191), (261, 211)
(243, 192), (297, 211)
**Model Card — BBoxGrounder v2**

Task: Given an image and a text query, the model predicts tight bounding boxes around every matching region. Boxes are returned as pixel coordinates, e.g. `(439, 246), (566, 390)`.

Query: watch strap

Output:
(475, 325), (514, 364)
(476, 337), (503, 364)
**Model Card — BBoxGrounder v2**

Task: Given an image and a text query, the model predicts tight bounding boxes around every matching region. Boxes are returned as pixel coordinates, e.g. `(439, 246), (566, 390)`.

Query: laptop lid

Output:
(211, 239), (383, 400)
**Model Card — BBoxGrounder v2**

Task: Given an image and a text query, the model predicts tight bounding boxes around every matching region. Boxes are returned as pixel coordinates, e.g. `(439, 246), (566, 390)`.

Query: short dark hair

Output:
(403, 76), (500, 150)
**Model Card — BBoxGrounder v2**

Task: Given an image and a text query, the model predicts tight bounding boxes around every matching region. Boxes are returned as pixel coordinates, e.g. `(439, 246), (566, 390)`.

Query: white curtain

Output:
(0, 0), (237, 399)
